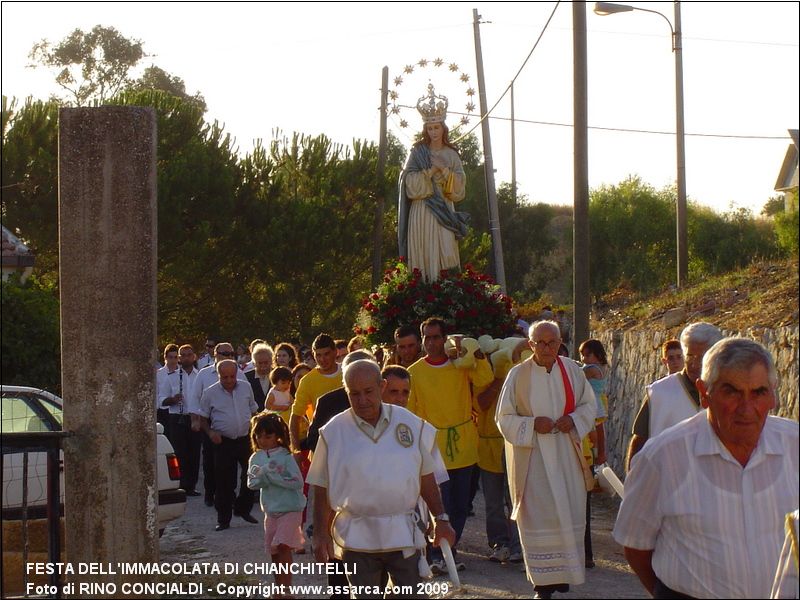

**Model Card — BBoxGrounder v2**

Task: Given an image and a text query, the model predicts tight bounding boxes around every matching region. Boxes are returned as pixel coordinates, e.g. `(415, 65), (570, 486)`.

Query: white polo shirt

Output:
(614, 411), (799, 599)
(188, 363), (247, 415)
(196, 380), (257, 440)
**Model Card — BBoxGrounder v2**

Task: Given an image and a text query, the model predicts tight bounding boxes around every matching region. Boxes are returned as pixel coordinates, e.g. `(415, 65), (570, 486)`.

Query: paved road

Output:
(160, 476), (647, 599)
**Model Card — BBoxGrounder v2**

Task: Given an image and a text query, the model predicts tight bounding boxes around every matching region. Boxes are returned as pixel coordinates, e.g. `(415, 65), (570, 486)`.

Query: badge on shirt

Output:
(396, 423), (414, 448)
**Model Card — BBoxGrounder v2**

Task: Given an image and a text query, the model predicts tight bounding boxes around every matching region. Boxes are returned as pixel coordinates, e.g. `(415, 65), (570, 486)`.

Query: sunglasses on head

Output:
(217, 351), (235, 357)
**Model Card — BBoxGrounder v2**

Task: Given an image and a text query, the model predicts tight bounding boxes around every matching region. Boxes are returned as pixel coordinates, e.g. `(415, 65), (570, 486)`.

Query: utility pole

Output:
(511, 82), (517, 206)
(573, 2), (590, 355)
(674, 1), (687, 287)
(472, 8), (507, 293)
(372, 66), (389, 289)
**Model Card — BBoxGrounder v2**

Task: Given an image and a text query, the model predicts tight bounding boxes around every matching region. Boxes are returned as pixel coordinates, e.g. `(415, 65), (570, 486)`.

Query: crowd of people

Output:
(153, 318), (797, 599)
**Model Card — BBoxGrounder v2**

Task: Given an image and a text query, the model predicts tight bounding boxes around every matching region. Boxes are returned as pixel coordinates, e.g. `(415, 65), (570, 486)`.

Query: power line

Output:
(447, 109), (791, 140)
(397, 104), (791, 140)
(499, 21), (800, 48)
(452, 1), (562, 142)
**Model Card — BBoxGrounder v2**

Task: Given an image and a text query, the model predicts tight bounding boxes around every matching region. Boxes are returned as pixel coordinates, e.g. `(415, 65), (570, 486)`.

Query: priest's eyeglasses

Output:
(533, 340), (560, 350)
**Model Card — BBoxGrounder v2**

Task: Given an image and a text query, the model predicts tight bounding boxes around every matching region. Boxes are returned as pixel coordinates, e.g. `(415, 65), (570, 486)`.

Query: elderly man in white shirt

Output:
(196, 359), (259, 531)
(614, 338), (799, 599)
(189, 342), (247, 507)
(308, 360), (456, 599)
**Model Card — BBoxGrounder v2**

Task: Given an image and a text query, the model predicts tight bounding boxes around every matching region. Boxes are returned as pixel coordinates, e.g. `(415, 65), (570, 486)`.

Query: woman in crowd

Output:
(273, 342), (298, 370)
(237, 344), (251, 371)
(578, 338), (610, 569)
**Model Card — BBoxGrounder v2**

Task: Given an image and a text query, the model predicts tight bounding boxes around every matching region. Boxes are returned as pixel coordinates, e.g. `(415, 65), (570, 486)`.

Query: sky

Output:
(2, 1), (798, 215)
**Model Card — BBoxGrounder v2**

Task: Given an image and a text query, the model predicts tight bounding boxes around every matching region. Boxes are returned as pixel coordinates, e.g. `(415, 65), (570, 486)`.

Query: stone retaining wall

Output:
(597, 325), (799, 475)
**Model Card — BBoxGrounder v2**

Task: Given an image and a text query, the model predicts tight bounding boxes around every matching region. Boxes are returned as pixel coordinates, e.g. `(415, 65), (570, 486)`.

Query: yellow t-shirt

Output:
(476, 396), (504, 473)
(291, 367), (343, 418)
(408, 357), (493, 470)
(582, 385), (608, 464)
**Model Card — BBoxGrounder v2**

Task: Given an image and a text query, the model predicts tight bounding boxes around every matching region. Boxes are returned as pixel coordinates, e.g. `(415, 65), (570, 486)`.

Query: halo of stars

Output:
(389, 58), (477, 129)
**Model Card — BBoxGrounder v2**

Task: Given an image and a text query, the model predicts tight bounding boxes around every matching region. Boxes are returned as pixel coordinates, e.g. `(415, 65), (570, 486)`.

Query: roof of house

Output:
(1, 225), (36, 268)
(774, 129), (799, 192)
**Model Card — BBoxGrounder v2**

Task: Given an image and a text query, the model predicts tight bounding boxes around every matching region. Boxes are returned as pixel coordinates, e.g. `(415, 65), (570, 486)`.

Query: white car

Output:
(1, 385), (186, 535)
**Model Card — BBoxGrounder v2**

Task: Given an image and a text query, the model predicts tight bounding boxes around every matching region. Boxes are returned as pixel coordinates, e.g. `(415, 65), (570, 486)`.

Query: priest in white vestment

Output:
(496, 321), (596, 600)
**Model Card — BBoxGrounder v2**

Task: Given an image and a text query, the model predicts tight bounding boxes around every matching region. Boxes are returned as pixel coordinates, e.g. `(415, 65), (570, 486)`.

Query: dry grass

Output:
(591, 257), (799, 333)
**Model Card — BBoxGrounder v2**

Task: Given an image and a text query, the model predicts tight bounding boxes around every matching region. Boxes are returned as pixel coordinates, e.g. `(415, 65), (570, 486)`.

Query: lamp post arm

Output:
(630, 6), (676, 49)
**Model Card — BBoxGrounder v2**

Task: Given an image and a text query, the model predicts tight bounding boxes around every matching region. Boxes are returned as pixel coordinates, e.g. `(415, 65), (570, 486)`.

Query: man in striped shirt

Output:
(614, 338), (798, 599)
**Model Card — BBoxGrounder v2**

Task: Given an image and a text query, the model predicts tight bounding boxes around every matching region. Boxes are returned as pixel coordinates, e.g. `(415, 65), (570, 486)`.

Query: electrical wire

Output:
(452, 1), (562, 143)
(447, 109), (791, 140)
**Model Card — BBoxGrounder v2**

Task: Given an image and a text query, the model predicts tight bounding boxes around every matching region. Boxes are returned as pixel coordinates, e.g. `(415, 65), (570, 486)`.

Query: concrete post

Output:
(59, 107), (158, 589)
(573, 2), (591, 356)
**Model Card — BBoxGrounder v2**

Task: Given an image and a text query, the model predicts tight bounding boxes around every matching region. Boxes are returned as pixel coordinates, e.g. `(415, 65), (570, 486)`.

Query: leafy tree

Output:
(1, 276), (61, 392)
(774, 208), (799, 256)
(588, 176), (675, 295)
(130, 65), (207, 112)
(1, 96), (60, 280)
(689, 205), (778, 276)
(496, 184), (565, 303)
(29, 25), (147, 105)
(235, 132), (395, 342)
(761, 195), (786, 217)
(110, 89), (244, 344)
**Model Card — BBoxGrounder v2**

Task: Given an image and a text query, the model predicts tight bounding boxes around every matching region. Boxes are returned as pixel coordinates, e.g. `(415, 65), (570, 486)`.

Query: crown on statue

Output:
(416, 83), (448, 124)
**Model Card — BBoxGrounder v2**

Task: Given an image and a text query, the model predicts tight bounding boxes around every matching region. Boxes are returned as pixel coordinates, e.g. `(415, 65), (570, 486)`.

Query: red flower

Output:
(371, 293), (379, 300)
(404, 297), (415, 306)
(432, 283), (442, 291)
(397, 283), (405, 291)
(367, 326), (376, 334)
(468, 308), (479, 317)
(456, 310), (466, 319)
(408, 280), (418, 288)
(398, 256), (406, 263)
(425, 293), (435, 302)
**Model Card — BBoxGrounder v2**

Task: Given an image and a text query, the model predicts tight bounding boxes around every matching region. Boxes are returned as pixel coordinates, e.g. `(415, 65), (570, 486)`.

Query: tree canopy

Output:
(29, 25), (147, 106)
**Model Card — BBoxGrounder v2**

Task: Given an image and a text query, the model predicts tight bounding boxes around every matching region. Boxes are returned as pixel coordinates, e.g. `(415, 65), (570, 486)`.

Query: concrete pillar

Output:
(59, 107), (158, 590)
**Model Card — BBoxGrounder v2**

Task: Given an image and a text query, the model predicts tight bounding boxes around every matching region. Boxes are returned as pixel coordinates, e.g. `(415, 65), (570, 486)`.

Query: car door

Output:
(1, 391), (63, 514)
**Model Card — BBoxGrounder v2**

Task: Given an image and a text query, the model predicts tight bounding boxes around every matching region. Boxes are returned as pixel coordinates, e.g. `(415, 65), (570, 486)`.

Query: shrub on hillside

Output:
(775, 209), (799, 256)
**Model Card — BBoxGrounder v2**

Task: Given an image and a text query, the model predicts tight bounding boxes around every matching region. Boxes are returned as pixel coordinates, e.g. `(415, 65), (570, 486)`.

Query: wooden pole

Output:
(511, 81), (517, 207)
(372, 67), (389, 289)
(473, 8), (507, 292)
(573, 2), (590, 355)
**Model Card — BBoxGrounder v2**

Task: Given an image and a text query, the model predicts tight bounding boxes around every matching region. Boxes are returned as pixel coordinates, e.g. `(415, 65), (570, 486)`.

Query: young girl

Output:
(578, 338), (610, 569)
(247, 413), (306, 594)
(265, 367), (293, 425)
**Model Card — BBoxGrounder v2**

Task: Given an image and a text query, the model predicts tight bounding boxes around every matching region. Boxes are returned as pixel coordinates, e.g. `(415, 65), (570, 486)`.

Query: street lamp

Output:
(594, 1), (687, 288)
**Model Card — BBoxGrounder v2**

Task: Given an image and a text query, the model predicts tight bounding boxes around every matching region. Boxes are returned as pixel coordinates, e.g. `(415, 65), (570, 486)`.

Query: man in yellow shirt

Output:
(408, 317), (493, 573)
(289, 333), (342, 452)
(476, 366), (523, 564)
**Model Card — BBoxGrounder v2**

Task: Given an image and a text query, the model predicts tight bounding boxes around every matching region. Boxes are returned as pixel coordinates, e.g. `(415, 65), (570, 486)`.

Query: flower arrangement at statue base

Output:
(355, 259), (518, 347)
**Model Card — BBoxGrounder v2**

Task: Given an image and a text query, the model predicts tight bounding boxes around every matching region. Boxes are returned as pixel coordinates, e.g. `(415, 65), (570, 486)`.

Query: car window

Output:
(37, 397), (63, 428)
(1, 395), (48, 433)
